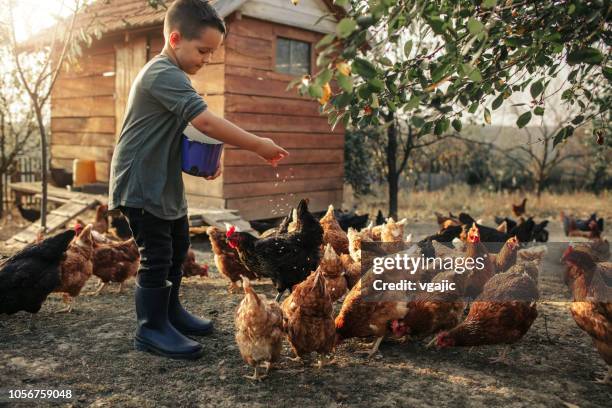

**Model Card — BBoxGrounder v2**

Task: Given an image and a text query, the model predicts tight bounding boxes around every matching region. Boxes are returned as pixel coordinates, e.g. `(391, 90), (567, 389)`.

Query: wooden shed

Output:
(47, 0), (345, 220)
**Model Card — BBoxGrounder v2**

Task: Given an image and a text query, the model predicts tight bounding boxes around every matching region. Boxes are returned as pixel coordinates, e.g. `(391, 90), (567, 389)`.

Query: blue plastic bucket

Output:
(181, 125), (224, 177)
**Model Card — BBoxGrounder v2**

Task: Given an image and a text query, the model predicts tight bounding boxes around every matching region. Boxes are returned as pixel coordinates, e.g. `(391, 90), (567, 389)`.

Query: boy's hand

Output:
(205, 166), (222, 180)
(256, 138), (289, 167)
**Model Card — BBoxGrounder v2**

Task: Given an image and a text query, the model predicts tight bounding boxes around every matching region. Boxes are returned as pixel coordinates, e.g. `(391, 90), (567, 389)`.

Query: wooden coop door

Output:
(114, 35), (147, 140)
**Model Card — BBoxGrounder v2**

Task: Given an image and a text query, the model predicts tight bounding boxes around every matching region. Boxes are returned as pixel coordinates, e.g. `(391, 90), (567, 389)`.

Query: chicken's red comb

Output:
(226, 225), (236, 237)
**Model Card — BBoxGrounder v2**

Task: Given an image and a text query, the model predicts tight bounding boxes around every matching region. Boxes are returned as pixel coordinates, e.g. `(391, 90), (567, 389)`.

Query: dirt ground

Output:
(1, 215), (611, 408)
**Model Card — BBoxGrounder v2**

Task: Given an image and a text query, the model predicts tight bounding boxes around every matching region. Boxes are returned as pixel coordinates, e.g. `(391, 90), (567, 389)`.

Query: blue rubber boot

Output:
(134, 281), (203, 360)
(167, 274), (214, 336)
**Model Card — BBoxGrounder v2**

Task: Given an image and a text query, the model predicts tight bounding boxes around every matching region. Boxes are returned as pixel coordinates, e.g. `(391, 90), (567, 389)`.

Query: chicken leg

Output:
(594, 367), (612, 385)
(357, 336), (383, 358)
(92, 282), (107, 296)
(489, 346), (511, 364)
(55, 293), (75, 313)
(316, 354), (335, 369)
(245, 364), (268, 381)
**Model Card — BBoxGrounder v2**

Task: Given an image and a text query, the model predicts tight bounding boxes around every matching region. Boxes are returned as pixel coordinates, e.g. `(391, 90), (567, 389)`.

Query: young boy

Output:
(108, 0), (288, 360)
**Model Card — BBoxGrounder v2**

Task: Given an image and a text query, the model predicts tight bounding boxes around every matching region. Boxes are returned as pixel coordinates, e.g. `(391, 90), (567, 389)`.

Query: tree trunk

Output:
(386, 118), (398, 220)
(33, 103), (48, 231)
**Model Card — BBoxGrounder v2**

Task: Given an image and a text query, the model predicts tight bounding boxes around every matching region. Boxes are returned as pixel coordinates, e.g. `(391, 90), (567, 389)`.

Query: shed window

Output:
(276, 37), (311, 76)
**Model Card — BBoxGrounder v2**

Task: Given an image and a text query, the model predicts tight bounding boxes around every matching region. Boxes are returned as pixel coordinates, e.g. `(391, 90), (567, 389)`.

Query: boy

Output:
(108, 0), (288, 360)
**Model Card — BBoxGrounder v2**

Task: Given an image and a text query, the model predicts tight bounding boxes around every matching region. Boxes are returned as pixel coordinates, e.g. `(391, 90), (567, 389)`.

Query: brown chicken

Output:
(464, 224), (495, 299)
(282, 270), (336, 367)
(434, 262), (539, 363)
(562, 247), (612, 384)
(340, 253), (362, 289)
(182, 248), (209, 278)
(317, 244), (348, 302)
(55, 224), (94, 312)
(400, 270), (467, 344)
(91, 236), (140, 295)
(571, 239), (610, 263)
(347, 226), (371, 263)
(206, 226), (257, 293)
(235, 277), (284, 380)
(319, 205), (349, 255)
(490, 236), (519, 274)
(335, 269), (409, 357)
(512, 198), (527, 217)
(92, 204), (109, 234)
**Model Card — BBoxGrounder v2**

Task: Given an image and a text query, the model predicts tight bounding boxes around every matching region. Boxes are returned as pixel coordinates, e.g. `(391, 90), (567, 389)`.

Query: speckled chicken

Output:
(433, 262), (539, 363)
(281, 270), (336, 367)
(319, 205), (349, 255)
(235, 277), (284, 380)
(335, 268), (409, 358)
(562, 246), (612, 384)
(318, 244), (348, 302)
(207, 226), (258, 293)
(54, 225), (94, 312)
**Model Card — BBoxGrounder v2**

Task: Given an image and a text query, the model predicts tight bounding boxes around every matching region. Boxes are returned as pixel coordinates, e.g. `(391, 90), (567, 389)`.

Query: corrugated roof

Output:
(21, 0), (344, 49)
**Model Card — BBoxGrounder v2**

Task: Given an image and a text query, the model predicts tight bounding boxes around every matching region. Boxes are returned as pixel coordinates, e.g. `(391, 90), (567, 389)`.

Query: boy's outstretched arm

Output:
(191, 110), (289, 165)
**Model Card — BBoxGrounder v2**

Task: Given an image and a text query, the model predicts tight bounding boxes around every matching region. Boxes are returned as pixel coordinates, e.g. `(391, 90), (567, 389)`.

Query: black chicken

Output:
(110, 213), (133, 239)
(16, 203), (41, 223)
(375, 210), (385, 226)
(226, 199), (323, 302)
(0, 229), (75, 315)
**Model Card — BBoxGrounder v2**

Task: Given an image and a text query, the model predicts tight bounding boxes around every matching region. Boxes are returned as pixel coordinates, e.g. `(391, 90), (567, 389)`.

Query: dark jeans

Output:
(119, 206), (191, 288)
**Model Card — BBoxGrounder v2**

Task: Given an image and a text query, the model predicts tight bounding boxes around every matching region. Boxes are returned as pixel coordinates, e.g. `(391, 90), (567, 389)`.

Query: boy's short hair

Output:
(164, 0), (227, 40)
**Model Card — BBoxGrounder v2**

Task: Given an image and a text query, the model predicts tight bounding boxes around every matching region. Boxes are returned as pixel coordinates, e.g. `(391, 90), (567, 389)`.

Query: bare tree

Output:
(3, 0), (86, 231)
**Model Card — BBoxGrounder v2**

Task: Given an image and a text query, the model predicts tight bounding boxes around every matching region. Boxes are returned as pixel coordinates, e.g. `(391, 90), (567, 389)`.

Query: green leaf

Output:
(404, 94), (421, 110)
(468, 102), (479, 114)
(492, 94), (504, 110)
(553, 125), (574, 147)
(411, 116), (425, 127)
(567, 47), (604, 65)
(452, 119), (462, 132)
(571, 115), (584, 125)
(603, 66), (612, 82)
(530, 80), (544, 99)
(334, 0), (349, 6)
(352, 58), (378, 79)
(404, 40), (413, 58)
(315, 69), (333, 86)
(337, 18), (358, 39)
(380, 57), (394, 66)
(316, 33), (336, 49)
(534, 106), (545, 116)
(484, 108), (492, 124)
(370, 94), (379, 109)
(308, 84), (323, 98)
(368, 78), (385, 92)
(516, 111), (532, 128)
(482, 0), (496, 8)
(467, 18), (484, 35)
(337, 73), (353, 93)
(434, 120), (445, 135)
(461, 63), (482, 82)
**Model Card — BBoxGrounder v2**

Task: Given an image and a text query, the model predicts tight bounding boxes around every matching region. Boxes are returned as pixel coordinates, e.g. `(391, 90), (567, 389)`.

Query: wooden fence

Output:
(2, 156), (41, 212)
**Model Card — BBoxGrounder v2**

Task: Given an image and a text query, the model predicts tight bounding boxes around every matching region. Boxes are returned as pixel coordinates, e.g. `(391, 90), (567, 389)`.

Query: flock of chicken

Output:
(1, 198), (610, 385)
(216, 199), (610, 383)
(0, 204), (207, 320)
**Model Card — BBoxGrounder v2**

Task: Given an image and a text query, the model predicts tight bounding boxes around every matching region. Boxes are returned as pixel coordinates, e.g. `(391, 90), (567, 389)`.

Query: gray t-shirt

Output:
(108, 53), (207, 220)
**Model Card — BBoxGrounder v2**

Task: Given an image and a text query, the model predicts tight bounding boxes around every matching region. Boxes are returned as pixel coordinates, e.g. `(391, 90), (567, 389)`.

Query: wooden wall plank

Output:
(225, 112), (338, 133)
(186, 194), (227, 210)
(202, 95), (225, 117)
(51, 117), (115, 134)
(51, 96), (115, 117)
(51, 145), (114, 162)
(52, 76), (115, 98)
(115, 35), (148, 139)
(225, 73), (307, 100)
(51, 132), (116, 147)
(224, 148), (342, 166)
(225, 33), (271, 70)
(226, 132), (344, 149)
(183, 173), (224, 198)
(225, 94), (321, 117)
(60, 52), (115, 78)
(223, 176), (343, 198)
(223, 163), (343, 184)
